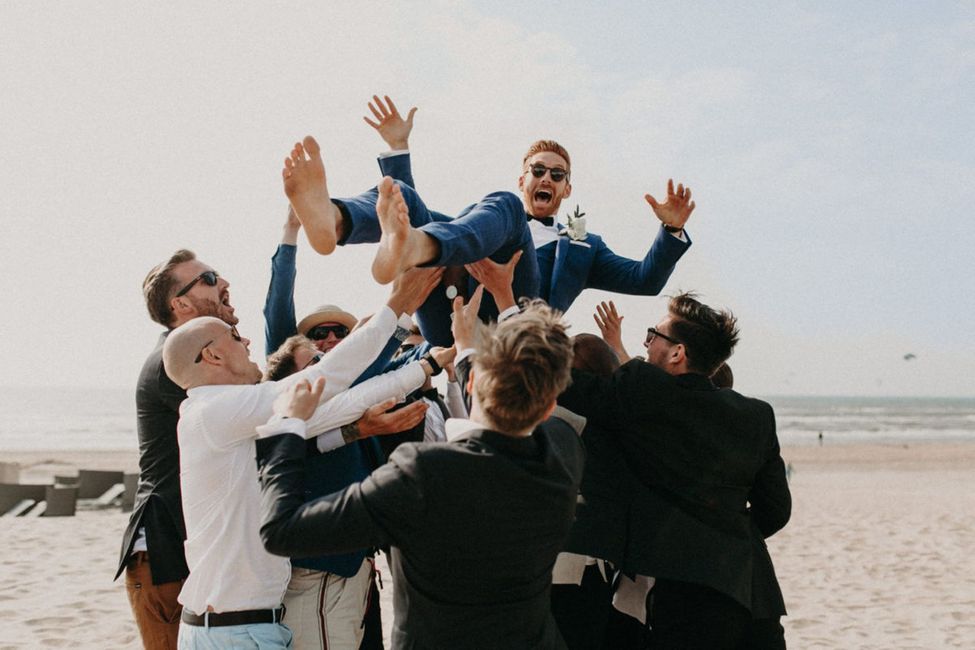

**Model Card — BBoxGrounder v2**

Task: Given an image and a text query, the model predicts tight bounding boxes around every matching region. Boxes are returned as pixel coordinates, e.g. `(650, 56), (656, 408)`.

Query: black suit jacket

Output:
(259, 414), (586, 650)
(560, 360), (790, 615)
(115, 332), (190, 584)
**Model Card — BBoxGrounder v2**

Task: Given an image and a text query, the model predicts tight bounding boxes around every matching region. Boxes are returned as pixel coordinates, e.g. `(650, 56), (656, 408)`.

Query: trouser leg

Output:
(125, 552), (183, 650)
(648, 579), (750, 650)
(359, 558), (384, 650)
(550, 564), (614, 650)
(284, 561), (372, 650)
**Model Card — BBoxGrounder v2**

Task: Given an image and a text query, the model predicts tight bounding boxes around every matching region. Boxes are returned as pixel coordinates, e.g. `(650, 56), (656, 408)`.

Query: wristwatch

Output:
(421, 351), (443, 376)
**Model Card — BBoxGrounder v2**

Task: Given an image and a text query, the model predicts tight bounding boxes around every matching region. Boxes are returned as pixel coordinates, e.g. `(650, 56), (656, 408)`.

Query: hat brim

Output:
(297, 310), (358, 336)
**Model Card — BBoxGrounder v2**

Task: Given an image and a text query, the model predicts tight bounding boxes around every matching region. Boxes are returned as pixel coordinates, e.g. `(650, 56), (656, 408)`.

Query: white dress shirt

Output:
(176, 306), (425, 614)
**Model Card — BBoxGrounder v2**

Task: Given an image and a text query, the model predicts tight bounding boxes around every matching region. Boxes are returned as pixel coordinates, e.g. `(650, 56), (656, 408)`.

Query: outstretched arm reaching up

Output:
(594, 301), (633, 363)
(363, 94), (417, 151)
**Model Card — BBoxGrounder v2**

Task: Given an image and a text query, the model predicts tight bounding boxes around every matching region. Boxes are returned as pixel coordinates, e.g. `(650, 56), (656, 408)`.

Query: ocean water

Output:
(0, 388), (973, 451)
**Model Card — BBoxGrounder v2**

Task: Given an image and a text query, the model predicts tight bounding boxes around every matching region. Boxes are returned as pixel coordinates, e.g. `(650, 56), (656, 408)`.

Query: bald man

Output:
(163, 296), (450, 648)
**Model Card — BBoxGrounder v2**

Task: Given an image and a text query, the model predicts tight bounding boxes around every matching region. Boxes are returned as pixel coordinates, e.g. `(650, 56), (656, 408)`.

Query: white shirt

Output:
(176, 306), (425, 614)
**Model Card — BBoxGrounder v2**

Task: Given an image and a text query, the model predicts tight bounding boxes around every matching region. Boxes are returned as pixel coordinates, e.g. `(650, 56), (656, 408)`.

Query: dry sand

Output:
(1, 442), (973, 648)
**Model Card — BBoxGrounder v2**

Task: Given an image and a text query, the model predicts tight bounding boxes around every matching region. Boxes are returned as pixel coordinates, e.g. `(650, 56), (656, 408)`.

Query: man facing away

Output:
(559, 292), (791, 649)
(278, 95), (696, 345)
(162, 284), (450, 648)
(115, 249), (238, 649)
(257, 288), (587, 649)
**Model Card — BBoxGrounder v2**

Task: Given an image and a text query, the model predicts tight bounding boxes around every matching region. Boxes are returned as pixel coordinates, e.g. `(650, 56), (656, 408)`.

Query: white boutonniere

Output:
(563, 205), (588, 241)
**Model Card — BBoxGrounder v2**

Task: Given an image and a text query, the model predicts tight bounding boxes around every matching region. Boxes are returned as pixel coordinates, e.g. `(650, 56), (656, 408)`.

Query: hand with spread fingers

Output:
(363, 94), (417, 151)
(594, 300), (632, 363)
(465, 250), (522, 313)
(357, 397), (428, 437)
(644, 179), (696, 232)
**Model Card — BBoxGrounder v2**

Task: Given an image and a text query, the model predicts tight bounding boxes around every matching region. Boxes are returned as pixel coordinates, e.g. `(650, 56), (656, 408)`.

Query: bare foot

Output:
(282, 136), (339, 255)
(372, 177), (412, 284)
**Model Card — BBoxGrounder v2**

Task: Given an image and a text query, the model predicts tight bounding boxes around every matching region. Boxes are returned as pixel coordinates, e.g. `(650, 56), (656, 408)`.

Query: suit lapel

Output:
(551, 234), (571, 301)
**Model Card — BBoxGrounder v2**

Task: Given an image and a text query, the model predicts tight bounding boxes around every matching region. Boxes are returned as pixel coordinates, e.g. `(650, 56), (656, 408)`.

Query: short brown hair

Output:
(667, 292), (739, 376)
(472, 300), (574, 433)
(264, 334), (317, 382)
(572, 334), (621, 377)
(143, 249), (196, 327)
(523, 140), (571, 175)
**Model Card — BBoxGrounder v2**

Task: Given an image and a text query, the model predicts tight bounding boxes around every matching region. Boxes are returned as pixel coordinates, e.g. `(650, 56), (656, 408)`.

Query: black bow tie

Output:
(529, 215), (555, 227)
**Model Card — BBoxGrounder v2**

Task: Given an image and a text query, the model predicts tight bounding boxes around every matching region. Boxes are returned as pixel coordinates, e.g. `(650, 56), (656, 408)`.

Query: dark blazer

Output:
(259, 417), (586, 649)
(115, 332), (190, 584)
(560, 360), (790, 614)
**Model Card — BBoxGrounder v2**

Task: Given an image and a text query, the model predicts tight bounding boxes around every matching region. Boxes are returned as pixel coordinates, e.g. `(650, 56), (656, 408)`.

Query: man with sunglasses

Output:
(280, 96), (694, 348)
(161, 283), (451, 649)
(115, 250), (238, 649)
(559, 292), (791, 649)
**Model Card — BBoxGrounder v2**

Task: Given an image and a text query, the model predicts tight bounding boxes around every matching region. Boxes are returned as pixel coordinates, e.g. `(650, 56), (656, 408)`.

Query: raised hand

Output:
(465, 250), (522, 313)
(430, 346), (457, 372)
(388, 266), (445, 316)
(451, 284), (484, 352)
(281, 206), (301, 245)
(363, 94), (417, 151)
(594, 301), (631, 363)
(274, 377), (326, 421)
(644, 179), (696, 231)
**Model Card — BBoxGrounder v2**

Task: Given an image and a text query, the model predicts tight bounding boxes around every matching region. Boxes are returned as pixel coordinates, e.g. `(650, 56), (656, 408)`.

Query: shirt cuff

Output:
(256, 415), (307, 439)
(378, 149), (410, 159)
(665, 227), (686, 242)
(316, 429), (345, 453)
(456, 348), (476, 365)
(497, 305), (520, 322)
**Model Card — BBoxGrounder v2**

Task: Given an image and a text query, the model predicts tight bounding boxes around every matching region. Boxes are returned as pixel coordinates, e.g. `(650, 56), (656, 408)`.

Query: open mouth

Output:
(220, 292), (232, 308)
(534, 190), (552, 203)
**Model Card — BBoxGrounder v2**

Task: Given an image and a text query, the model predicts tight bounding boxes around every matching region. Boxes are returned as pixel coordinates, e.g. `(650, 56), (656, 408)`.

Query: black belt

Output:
(181, 606), (285, 627)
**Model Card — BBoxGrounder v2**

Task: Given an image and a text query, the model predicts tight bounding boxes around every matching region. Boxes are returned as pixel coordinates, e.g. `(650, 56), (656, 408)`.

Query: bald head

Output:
(163, 317), (229, 389)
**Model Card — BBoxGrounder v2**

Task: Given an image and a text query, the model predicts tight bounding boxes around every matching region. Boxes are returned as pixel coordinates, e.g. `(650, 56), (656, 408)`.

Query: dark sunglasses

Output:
(195, 325), (242, 363)
(307, 323), (350, 341)
(175, 270), (219, 297)
(302, 352), (324, 370)
(528, 164), (568, 183)
(646, 326), (681, 346)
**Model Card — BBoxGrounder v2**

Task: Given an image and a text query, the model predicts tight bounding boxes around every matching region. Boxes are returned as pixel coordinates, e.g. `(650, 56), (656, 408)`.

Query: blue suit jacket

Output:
(379, 153), (691, 314)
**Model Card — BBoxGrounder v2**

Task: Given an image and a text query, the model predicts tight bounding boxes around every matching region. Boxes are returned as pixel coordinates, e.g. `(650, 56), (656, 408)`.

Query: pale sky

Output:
(1, 1), (972, 397)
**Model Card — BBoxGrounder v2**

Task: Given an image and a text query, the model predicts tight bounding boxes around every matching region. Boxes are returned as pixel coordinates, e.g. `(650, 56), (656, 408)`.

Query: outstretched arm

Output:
(594, 301), (633, 363)
(364, 94), (417, 151)
(263, 207), (301, 355)
(259, 380), (423, 558)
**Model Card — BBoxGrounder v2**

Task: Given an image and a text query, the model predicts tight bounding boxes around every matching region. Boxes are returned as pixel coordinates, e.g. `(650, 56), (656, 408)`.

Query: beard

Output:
(186, 295), (239, 326)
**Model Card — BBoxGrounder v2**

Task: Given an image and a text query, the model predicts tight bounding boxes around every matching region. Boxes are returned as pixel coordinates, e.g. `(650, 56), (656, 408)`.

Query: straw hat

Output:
(297, 304), (358, 336)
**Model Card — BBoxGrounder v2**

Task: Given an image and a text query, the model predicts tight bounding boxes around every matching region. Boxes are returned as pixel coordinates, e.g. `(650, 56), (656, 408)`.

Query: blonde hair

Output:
(472, 300), (573, 433)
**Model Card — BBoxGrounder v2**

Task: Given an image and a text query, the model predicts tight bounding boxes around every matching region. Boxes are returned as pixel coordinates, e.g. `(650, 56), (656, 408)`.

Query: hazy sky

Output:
(1, 1), (972, 397)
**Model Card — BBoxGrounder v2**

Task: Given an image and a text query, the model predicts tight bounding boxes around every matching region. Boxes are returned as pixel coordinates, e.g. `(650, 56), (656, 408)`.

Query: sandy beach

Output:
(2, 442), (973, 649)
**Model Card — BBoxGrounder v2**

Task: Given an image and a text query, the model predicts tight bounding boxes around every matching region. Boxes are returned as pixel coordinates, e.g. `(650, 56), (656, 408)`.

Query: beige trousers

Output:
(283, 558), (373, 650)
